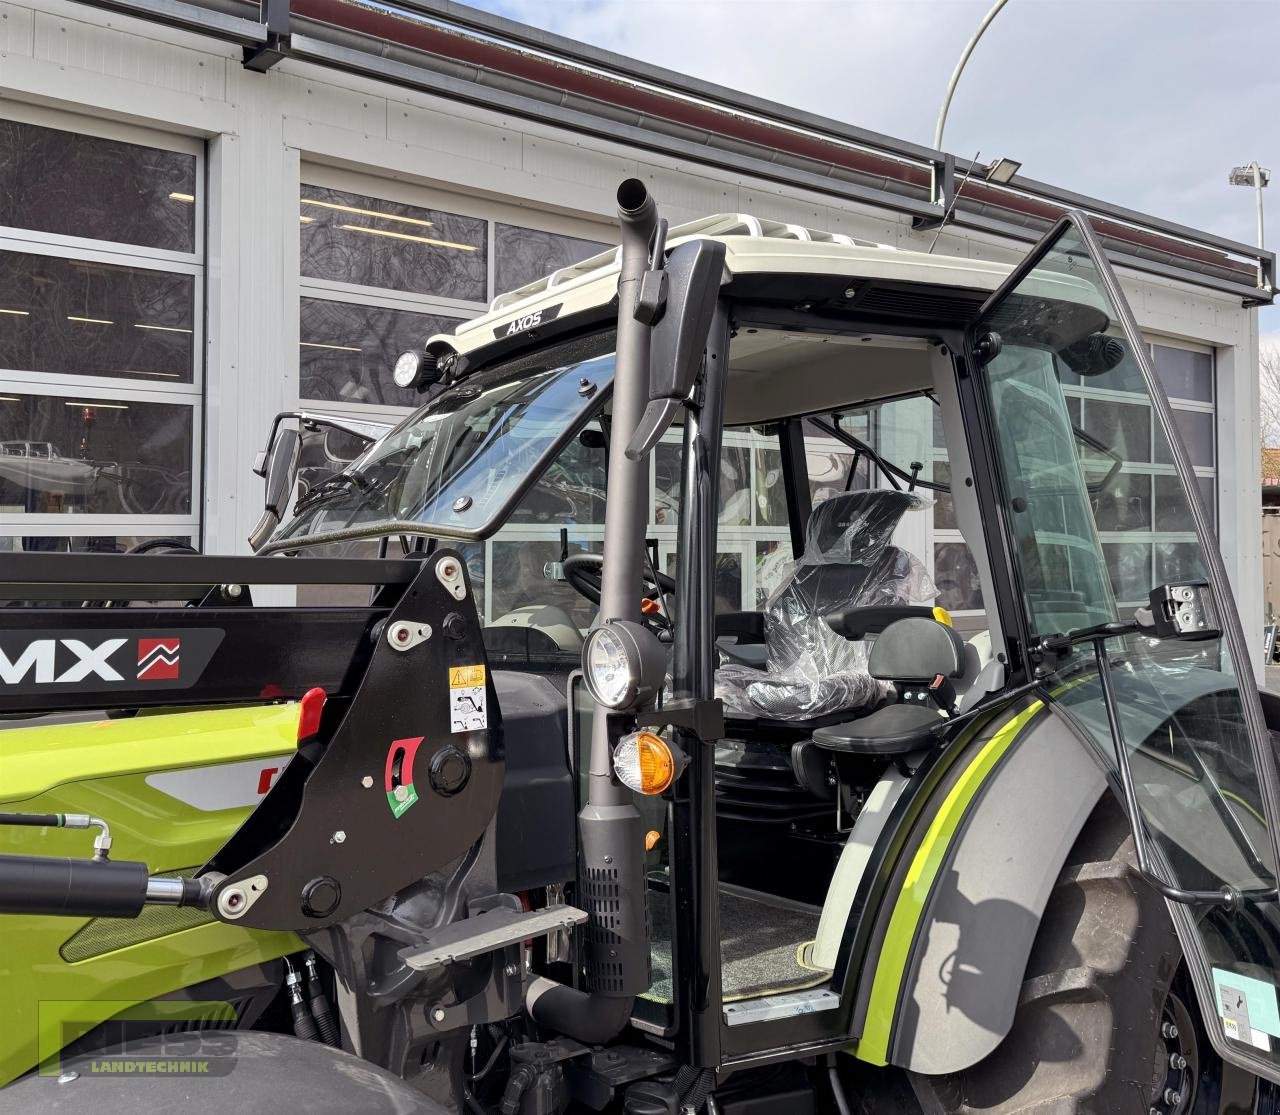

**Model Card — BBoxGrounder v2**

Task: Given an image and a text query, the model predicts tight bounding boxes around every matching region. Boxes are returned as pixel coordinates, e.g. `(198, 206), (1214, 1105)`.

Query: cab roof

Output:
(428, 212), (1080, 361)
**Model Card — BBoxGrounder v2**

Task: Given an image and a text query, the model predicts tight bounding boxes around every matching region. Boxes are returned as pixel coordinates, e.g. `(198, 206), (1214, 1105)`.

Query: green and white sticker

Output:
(384, 736), (424, 820)
(1213, 968), (1280, 1052)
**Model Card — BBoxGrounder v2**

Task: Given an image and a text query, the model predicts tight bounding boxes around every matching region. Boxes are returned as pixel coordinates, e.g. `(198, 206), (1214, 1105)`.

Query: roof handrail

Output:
(485, 213), (900, 310)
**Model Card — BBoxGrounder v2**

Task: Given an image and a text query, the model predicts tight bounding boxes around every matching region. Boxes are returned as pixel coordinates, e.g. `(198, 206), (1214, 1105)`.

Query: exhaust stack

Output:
(528, 179), (658, 1041)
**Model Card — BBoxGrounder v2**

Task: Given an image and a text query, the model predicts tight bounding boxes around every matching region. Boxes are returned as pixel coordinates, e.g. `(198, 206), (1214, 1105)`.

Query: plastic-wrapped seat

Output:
(716, 489), (936, 721)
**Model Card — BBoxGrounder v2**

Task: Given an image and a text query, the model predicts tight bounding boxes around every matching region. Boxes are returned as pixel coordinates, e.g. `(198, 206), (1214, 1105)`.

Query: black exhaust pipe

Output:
(528, 179), (658, 1043)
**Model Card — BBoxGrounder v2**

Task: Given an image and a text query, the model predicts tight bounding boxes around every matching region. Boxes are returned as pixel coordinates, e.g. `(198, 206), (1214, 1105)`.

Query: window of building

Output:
(1063, 337), (1217, 608)
(295, 170), (612, 609)
(0, 110), (203, 553)
(297, 171), (610, 423)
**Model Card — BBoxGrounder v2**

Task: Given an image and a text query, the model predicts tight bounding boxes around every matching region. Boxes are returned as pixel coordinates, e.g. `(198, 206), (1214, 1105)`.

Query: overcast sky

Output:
(474, 0), (1279, 339)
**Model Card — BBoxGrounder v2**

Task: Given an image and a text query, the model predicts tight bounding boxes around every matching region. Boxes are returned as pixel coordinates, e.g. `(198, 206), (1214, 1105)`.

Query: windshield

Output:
(270, 331), (615, 549)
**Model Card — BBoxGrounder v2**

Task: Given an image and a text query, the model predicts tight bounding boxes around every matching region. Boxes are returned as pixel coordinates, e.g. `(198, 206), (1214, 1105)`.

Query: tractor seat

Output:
(716, 489), (935, 722)
(811, 615), (966, 756)
(811, 703), (946, 755)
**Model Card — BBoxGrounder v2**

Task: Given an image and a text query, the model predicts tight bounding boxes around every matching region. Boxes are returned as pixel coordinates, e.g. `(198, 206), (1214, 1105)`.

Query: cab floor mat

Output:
(647, 887), (827, 1004)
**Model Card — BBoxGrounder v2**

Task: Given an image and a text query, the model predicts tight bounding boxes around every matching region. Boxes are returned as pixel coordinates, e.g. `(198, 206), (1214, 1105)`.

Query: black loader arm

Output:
(201, 550), (505, 931)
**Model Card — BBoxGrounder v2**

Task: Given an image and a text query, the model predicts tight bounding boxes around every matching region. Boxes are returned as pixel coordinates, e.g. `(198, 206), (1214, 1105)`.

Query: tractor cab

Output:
(3, 181), (1280, 1113)
(253, 189), (1280, 1092)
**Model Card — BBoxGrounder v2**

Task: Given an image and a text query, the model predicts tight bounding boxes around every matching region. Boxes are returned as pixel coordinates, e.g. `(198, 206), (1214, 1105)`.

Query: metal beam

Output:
(83, 0), (268, 45)
(0, 552), (417, 591)
(243, 0), (289, 71)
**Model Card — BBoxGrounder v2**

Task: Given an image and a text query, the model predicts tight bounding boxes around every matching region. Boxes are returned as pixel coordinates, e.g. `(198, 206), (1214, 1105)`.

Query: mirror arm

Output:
(626, 398), (683, 461)
(247, 509), (280, 553)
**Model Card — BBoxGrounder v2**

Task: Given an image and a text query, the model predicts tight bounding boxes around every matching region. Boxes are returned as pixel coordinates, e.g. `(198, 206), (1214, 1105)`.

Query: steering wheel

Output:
(562, 552), (676, 611)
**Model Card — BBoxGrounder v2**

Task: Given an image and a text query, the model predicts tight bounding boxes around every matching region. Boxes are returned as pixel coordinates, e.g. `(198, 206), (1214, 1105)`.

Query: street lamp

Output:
(1229, 161), (1271, 289)
(931, 0), (1013, 207)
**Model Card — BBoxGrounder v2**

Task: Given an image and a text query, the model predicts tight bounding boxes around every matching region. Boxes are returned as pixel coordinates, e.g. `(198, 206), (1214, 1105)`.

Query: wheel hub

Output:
(1149, 990), (1199, 1114)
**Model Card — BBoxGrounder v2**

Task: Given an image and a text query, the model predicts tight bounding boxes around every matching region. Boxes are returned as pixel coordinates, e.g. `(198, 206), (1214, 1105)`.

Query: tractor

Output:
(1, 179), (1278, 1114)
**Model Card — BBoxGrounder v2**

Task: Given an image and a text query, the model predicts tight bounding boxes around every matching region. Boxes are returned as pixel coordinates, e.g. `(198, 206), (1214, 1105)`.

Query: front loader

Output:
(2, 180), (1280, 1114)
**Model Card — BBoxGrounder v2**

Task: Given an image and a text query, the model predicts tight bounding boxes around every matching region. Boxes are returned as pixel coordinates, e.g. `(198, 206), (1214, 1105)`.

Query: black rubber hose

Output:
(290, 996), (319, 1043)
(304, 954), (340, 1047)
(525, 978), (633, 1045)
(468, 1033), (509, 1082)
(284, 959), (319, 1043)
(0, 813), (61, 827)
(679, 1068), (716, 1112)
(499, 1064), (537, 1115)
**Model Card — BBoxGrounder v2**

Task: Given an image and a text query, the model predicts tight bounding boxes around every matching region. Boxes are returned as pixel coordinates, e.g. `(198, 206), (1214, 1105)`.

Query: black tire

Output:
(911, 793), (1274, 1114)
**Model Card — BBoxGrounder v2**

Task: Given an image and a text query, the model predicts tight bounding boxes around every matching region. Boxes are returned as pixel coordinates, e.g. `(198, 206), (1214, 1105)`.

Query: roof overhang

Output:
(72, 0), (1275, 305)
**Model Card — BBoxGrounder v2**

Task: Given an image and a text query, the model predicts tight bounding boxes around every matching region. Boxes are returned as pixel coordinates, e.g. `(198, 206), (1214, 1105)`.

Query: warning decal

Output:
(1213, 967), (1280, 1052)
(449, 664), (487, 733)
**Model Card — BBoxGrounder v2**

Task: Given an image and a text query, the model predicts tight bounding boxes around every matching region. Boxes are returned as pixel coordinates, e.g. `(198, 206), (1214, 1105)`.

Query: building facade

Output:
(0, 0), (1270, 659)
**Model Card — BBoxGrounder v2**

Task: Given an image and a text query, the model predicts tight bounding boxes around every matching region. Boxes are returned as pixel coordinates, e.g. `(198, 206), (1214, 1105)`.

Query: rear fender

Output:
(853, 701), (1106, 1073)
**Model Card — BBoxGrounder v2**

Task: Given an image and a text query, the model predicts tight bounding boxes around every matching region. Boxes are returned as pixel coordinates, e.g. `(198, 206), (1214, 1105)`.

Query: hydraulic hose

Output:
(304, 952), (340, 1047)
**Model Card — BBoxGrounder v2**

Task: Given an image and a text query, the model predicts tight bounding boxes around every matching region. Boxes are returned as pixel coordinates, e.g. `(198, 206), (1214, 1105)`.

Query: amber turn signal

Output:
(613, 730), (678, 795)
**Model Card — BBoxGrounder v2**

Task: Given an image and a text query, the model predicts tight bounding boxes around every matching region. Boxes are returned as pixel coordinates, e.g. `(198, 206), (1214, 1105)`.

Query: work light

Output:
(582, 619), (665, 710)
(392, 350), (424, 389)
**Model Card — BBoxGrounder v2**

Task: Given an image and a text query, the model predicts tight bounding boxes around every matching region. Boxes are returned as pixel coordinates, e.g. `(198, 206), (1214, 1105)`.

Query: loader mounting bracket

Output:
(202, 551), (505, 931)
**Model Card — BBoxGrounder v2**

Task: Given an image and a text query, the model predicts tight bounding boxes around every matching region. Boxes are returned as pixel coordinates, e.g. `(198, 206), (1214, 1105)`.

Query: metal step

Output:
(399, 904), (588, 971)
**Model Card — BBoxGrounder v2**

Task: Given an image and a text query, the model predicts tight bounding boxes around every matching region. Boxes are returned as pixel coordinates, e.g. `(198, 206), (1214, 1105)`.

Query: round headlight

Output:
(583, 624), (634, 708)
(582, 619), (666, 711)
(392, 350), (423, 389)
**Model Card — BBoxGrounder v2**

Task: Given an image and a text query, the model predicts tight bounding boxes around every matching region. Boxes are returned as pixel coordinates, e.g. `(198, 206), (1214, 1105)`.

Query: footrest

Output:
(400, 904), (588, 971)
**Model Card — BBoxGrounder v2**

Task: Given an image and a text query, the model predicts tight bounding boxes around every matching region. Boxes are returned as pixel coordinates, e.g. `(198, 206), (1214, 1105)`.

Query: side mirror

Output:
(248, 428), (300, 552)
(625, 238), (727, 460)
(1060, 333), (1125, 377)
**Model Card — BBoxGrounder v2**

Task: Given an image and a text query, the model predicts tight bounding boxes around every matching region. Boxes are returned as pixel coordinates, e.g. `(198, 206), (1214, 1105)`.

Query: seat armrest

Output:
(823, 604), (936, 640)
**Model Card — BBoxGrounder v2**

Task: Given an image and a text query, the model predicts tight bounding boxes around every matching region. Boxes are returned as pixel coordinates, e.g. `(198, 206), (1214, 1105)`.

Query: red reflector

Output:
(929, 674), (945, 690)
(297, 687), (327, 741)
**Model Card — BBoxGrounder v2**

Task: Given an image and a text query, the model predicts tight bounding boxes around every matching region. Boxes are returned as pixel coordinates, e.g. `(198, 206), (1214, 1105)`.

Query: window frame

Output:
(295, 163), (611, 425)
(0, 104), (204, 551)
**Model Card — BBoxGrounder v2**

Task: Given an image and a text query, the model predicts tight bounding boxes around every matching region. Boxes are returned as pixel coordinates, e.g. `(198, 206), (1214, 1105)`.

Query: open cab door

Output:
(968, 212), (1280, 1083)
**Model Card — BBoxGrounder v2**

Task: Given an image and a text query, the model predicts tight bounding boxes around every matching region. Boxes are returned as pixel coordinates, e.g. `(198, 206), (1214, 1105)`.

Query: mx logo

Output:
(137, 638), (181, 681)
(0, 628), (222, 694)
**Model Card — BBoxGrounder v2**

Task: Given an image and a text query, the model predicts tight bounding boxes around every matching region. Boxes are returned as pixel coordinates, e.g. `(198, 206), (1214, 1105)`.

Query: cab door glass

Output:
(974, 217), (1280, 1078)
